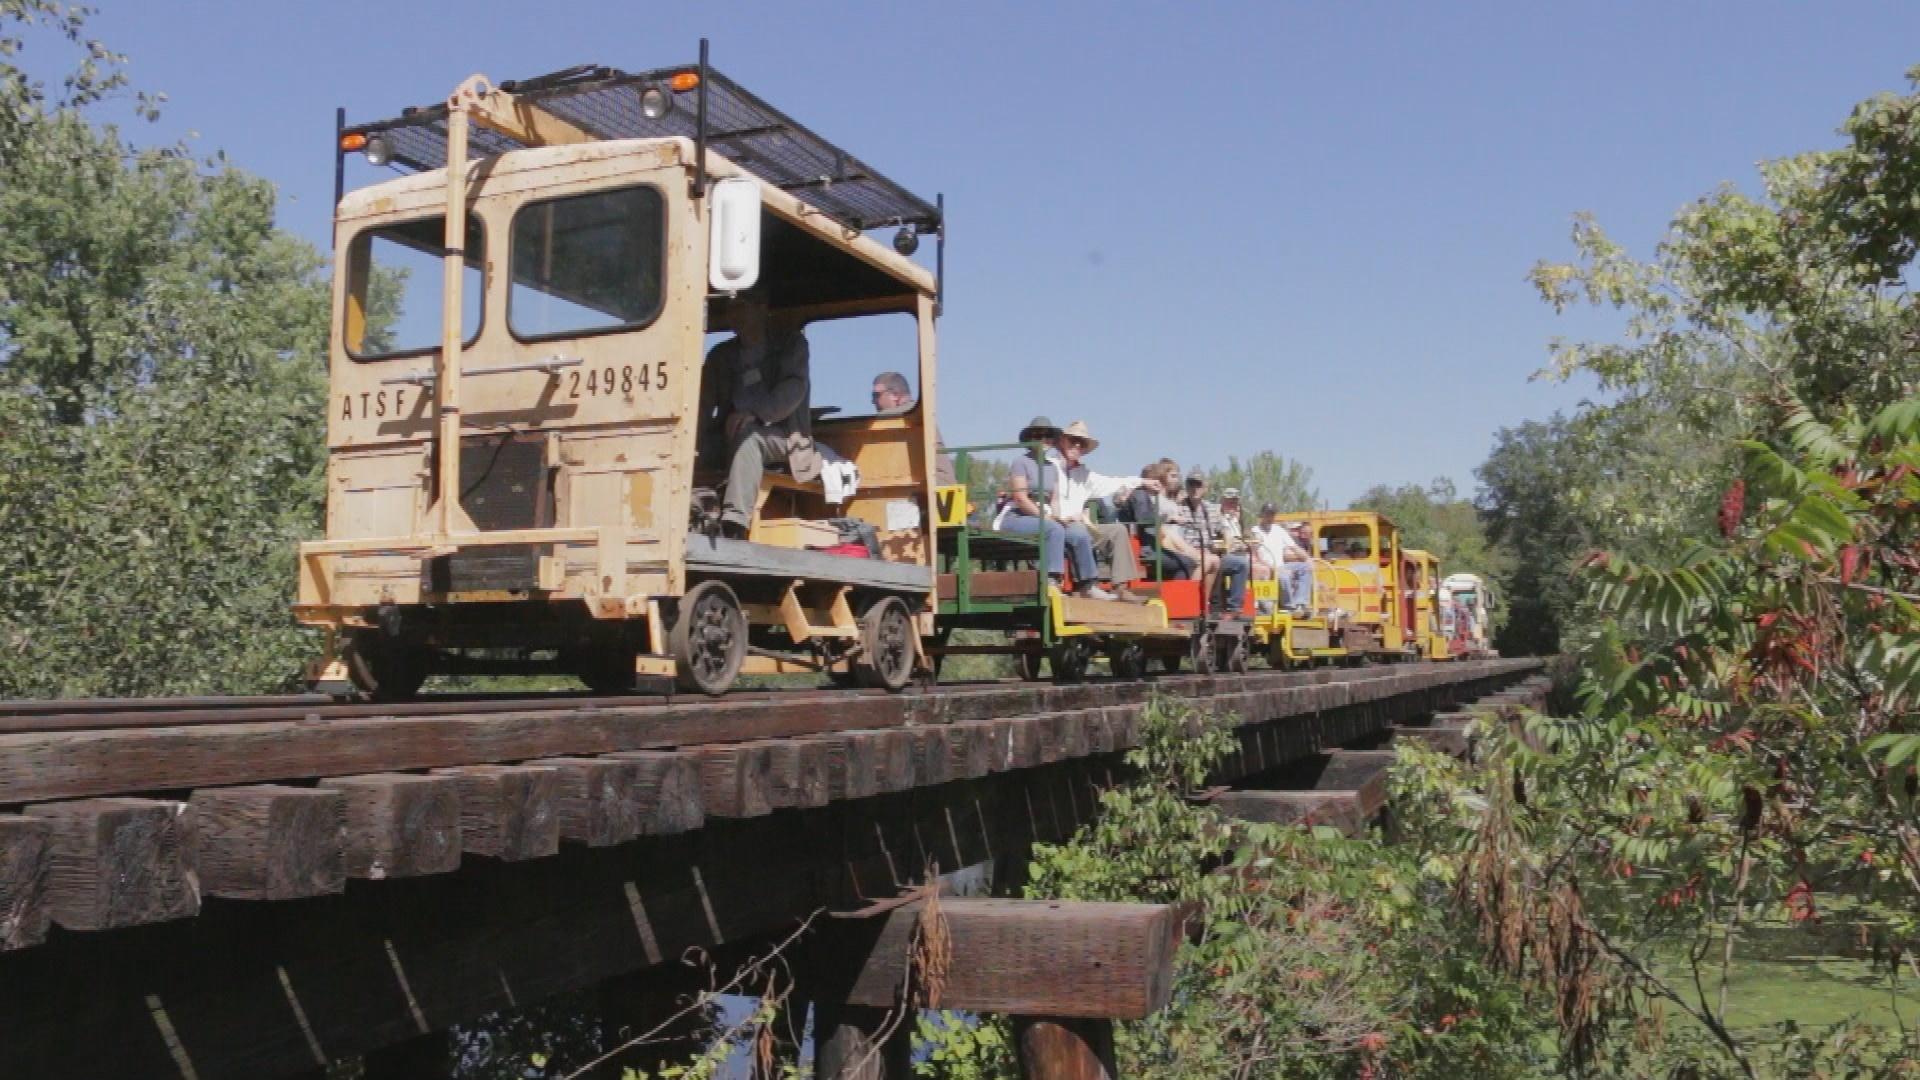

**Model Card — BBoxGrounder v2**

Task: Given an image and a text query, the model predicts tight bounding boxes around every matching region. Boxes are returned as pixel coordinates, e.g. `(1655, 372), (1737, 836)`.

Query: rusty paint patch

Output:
(627, 471), (655, 528)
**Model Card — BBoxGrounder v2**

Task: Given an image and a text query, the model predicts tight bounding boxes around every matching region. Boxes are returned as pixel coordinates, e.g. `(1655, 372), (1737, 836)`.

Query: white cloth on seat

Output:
(820, 455), (860, 505)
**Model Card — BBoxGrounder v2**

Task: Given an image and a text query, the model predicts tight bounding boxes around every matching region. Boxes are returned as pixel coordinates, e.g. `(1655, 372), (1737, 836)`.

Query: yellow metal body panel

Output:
(297, 127), (941, 650)
(1302, 511), (1413, 655)
(1048, 589), (1176, 638)
(1405, 548), (1451, 660)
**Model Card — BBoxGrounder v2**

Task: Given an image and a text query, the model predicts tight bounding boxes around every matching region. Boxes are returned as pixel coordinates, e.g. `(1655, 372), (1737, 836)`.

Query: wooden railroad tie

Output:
(24, 797), (199, 931)
(320, 772), (463, 880)
(0, 815), (50, 950)
(430, 764), (562, 861)
(189, 784), (347, 900)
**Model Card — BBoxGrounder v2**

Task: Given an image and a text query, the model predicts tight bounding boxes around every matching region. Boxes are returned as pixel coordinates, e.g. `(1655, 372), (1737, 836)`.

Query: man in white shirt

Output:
(1049, 420), (1155, 601)
(1251, 504), (1313, 615)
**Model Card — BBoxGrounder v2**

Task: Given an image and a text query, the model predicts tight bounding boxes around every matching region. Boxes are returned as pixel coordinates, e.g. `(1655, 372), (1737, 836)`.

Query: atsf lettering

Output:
(339, 387), (410, 421)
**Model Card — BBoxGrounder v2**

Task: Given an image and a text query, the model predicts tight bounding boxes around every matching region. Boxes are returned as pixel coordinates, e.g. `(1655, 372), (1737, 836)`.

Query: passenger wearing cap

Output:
(1179, 471), (1250, 613)
(994, 417), (1097, 592)
(1252, 504), (1313, 616)
(1049, 420), (1156, 601)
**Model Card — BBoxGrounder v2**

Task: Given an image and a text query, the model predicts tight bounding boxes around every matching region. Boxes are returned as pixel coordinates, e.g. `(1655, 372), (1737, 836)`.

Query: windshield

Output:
(343, 216), (484, 360)
(510, 185), (665, 340)
(1319, 525), (1373, 559)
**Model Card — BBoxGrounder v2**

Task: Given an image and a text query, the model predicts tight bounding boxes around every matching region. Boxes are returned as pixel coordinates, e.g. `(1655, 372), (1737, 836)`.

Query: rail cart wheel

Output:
(1190, 632), (1217, 676)
(670, 581), (747, 696)
(341, 633), (427, 702)
(1015, 649), (1045, 682)
(854, 596), (916, 692)
(1226, 637), (1250, 674)
(1108, 641), (1146, 680)
(1050, 639), (1091, 684)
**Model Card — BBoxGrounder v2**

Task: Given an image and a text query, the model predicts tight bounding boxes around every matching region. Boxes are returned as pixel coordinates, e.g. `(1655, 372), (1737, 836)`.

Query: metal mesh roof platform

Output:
(344, 61), (940, 234)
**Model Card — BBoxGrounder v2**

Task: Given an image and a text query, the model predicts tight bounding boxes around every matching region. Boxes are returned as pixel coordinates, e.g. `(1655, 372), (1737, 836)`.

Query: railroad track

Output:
(0, 679), (1026, 734)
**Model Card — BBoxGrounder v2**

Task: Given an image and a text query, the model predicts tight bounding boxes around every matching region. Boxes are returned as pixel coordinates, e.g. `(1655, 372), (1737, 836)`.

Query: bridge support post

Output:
(813, 1001), (911, 1080)
(1013, 1016), (1118, 1080)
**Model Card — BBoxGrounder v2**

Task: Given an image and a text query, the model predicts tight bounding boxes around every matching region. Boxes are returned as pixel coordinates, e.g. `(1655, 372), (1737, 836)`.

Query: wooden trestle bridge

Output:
(0, 659), (1544, 1079)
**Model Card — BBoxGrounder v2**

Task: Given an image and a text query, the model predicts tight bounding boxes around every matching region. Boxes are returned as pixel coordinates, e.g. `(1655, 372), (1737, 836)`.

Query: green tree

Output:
(1410, 61), (1920, 1076)
(1203, 450), (1321, 526)
(0, 4), (330, 695)
(919, 697), (1546, 1080)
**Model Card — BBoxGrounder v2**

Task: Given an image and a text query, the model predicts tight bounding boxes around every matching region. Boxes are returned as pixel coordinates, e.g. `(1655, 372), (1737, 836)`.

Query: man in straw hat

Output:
(994, 416), (1098, 592)
(1049, 420), (1158, 601)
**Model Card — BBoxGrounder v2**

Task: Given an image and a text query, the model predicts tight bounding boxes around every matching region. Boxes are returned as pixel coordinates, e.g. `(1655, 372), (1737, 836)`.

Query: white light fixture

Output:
(640, 86), (673, 121)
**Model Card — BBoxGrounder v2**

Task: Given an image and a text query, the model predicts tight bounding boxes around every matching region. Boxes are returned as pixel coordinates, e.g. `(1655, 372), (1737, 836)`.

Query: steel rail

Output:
(0, 678), (1034, 736)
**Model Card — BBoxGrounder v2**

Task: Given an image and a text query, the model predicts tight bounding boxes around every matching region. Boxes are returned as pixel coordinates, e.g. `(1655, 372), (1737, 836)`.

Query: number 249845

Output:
(556, 362), (669, 399)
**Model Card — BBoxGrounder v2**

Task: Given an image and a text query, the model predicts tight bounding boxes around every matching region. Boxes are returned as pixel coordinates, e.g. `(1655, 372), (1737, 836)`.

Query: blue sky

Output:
(34, 2), (1920, 504)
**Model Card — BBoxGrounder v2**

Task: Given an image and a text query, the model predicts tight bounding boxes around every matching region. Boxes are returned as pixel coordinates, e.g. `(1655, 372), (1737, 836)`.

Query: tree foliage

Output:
(1204, 450), (1322, 523)
(919, 698), (1546, 1079)
(0, 4), (329, 695)
(1415, 61), (1920, 1077)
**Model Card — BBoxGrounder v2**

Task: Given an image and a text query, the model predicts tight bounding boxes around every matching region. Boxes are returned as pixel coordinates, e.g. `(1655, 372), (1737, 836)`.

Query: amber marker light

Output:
(339, 132), (368, 152)
(669, 71), (700, 92)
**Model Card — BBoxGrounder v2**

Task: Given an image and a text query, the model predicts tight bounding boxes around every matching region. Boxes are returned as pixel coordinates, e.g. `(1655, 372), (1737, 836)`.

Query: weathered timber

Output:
(0, 659), (1542, 804)
(0, 815), (49, 949)
(911, 727), (952, 787)
(23, 797), (198, 930)
(1083, 711), (1113, 755)
(431, 764), (560, 861)
(873, 730), (916, 793)
(1058, 712), (1090, 760)
(699, 743), (775, 818)
(1008, 715), (1043, 769)
(809, 732), (882, 801)
(0, 773), (1074, 1079)
(759, 739), (830, 809)
(189, 785), (347, 900)
(528, 756), (648, 847)
(815, 898), (1180, 1019)
(1211, 790), (1373, 836)
(1036, 714), (1069, 764)
(601, 751), (705, 834)
(987, 718), (1017, 771)
(1392, 724), (1469, 758)
(319, 772), (463, 879)
(947, 720), (994, 779)
(1013, 1017), (1118, 1080)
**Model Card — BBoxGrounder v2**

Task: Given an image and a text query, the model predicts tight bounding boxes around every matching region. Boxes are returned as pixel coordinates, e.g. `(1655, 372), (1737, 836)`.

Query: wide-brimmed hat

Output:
(1017, 416), (1061, 442)
(1222, 487), (1241, 501)
(1058, 420), (1100, 452)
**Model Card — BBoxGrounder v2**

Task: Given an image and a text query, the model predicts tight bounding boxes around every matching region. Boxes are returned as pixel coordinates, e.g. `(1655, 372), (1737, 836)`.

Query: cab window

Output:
(1320, 526), (1374, 559)
(343, 216), (484, 360)
(510, 186), (665, 341)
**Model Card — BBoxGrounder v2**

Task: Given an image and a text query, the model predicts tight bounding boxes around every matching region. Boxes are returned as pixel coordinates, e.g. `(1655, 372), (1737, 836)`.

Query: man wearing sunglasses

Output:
(870, 370), (955, 485)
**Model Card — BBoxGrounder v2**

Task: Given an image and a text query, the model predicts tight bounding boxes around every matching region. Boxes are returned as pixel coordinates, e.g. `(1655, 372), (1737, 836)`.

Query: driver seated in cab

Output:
(700, 292), (818, 537)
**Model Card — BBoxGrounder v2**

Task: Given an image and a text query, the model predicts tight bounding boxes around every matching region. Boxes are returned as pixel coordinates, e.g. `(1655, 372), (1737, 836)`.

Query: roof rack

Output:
(334, 47), (942, 236)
